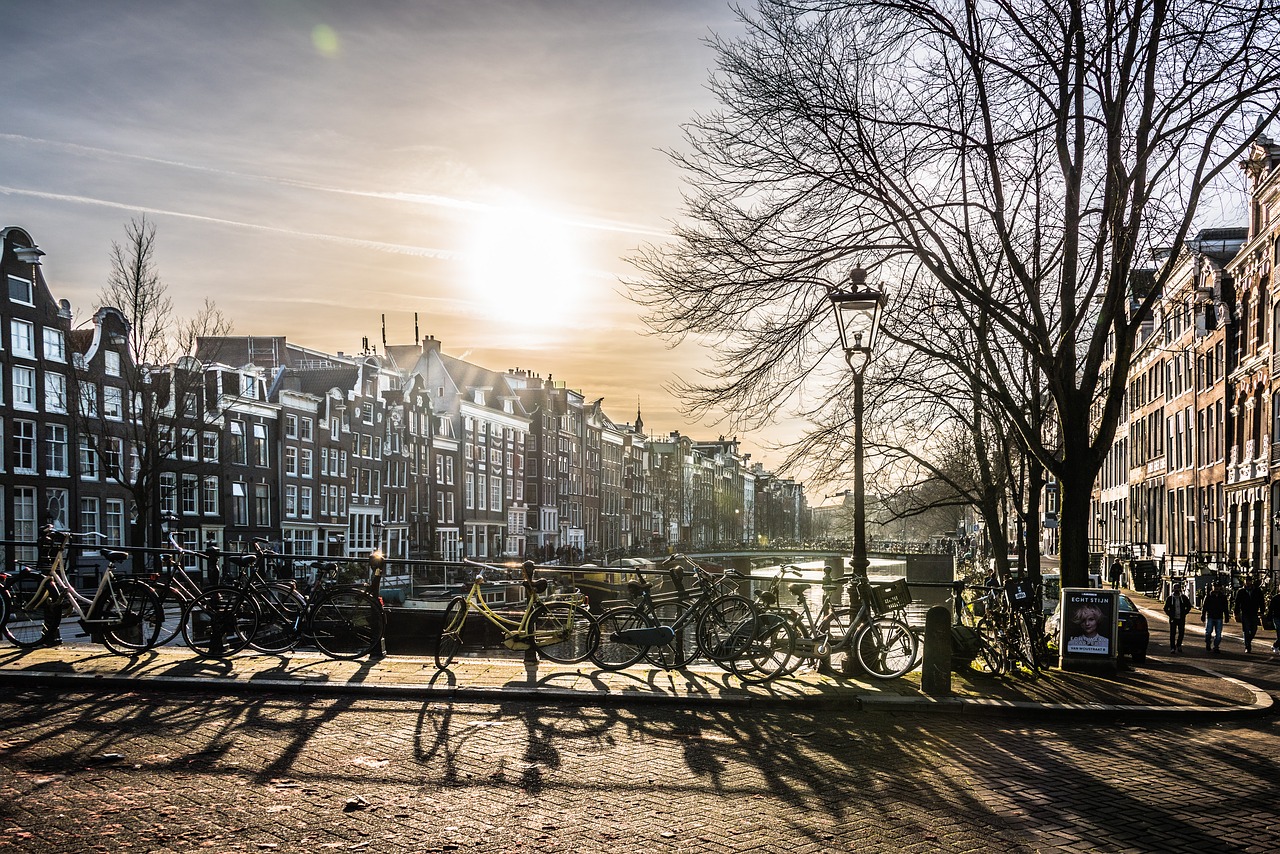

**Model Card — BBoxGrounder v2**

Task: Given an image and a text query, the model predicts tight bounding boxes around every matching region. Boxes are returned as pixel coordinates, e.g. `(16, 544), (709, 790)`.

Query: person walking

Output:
(1269, 590), (1280, 654)
(1163, 581), (1193, 654)
(1235, 577), (1266, 653)
(1201, 581), (1231, 653)
(1109, 559), (1124, 590)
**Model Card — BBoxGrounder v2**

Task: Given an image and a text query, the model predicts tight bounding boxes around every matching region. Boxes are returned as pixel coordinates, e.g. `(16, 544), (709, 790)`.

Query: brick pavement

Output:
(1, 688), (1277, 853)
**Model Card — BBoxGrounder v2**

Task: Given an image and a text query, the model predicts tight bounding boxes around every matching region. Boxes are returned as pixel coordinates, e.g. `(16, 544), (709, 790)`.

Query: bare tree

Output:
(631, 0), (1280, 587)
(79, 216), (234, 549)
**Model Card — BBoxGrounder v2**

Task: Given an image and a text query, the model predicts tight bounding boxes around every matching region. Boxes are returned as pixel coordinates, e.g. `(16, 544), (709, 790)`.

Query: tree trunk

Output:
(1059, 474), (1093, 589)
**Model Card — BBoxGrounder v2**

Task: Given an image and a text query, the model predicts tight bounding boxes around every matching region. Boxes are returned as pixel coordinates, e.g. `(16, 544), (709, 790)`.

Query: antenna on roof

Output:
(414, 312), (419, 343)
(381, 314), (387, 349)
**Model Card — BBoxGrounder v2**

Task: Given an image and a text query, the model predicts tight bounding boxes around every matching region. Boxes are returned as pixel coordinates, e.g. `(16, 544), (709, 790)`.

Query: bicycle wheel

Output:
(249, 582), (306, 654)
(1009, 615), (1042, 680)
(818, 606), (857, 675)
(695, 594), (759, 663)
(533, 600), (600, 664)
(644, 599), (699, 669)
(591, 605), (653, 670)
(434, 596), (468, 670)
(975, 617), (1009, 675)
(854, 616), (919, 679)
(150, 583), (193, 648)
(99, 578), (163, 654)
(974, 633), (1007, 675)
(182, 587), (259, 658)
(2, 571), (58, 648)
(310, 588), (384, 660)
(730, 610), (798, 683)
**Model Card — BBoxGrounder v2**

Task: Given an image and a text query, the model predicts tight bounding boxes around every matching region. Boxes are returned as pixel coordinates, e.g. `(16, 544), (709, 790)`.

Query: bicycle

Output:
(590, 554), (760, 672)
(822, 568), (920, 679)
(731, 564), (846, 682)
(274, 553), (386, 660)
(143, 514), (217, 648)
(2, 525), (162, 654)
(434, 558), (600, 670)
(970, 581), (1042, 680)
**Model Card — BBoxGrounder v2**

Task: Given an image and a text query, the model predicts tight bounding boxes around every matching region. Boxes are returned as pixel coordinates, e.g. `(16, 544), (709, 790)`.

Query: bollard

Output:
(921, 605), (953, 697)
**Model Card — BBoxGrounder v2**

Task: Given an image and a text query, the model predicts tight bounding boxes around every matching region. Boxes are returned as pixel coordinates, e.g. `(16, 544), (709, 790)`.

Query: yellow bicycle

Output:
(433, 559), (599, 670)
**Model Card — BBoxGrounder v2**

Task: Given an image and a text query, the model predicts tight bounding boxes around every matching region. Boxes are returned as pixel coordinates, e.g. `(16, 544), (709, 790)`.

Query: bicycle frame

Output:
(456, 562), (587, 650)
(17, 531), (127, 625)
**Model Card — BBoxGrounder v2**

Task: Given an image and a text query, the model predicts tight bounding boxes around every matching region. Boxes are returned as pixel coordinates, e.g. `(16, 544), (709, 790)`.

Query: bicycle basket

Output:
(870, 578), (911, 614)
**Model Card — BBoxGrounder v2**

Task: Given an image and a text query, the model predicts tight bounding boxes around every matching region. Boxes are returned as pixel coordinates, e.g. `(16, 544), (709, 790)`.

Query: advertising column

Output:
(1059, 588), (1119, 673)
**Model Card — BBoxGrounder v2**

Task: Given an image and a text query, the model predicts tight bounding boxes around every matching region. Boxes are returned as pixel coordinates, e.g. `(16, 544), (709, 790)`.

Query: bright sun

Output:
(463, 200), (584, 329)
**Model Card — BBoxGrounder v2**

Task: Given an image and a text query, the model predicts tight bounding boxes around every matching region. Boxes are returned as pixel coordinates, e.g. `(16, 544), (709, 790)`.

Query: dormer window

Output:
(474, 389), (485, 406)
(504, 399), (513, 413)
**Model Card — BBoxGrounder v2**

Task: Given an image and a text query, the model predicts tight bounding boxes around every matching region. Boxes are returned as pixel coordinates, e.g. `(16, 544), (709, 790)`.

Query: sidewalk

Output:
(0, 618), (1271, 719)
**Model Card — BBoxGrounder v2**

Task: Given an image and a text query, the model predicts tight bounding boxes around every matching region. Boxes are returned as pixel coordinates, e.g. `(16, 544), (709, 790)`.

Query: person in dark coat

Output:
(1108, 559), (1123, 590)
(1163, 581), (1193, 654)
(1201, 581), (1231, 653)
(1234, 577), (1266, 654)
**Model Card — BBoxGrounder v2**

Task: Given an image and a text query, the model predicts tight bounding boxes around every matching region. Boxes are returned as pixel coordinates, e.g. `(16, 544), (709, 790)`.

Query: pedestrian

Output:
(1269, 591), (1280, 654)
(1163, 580), (1193, 654)
(1201, 580), (1231, 653)
(1234, 577), (1266, 654)
(1109, 558), (1123, 590)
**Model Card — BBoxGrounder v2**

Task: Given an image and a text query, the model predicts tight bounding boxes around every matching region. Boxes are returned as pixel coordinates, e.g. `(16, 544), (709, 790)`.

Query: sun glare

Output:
(463, 201), (584, 330)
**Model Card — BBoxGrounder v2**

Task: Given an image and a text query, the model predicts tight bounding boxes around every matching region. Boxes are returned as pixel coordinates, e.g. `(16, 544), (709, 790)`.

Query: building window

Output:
(42, 328), (65, 362)
(181, 431), (198, 460)
(80, 497), (100, 539)
(203, 476), (219, 515)
(104, 386), (124, 420)
(80, 385), (98, 418)
(285, 414), (298, 439)
(232, 482), (249, 526)
(230, 421), (246, 464)
(285, 446), (298, 476)
(100, 436), (123, 480)
(14, 487), (36, 563)
(466, 473), (475, 510)
(285, 484), (298, 518)
(203, 431), (219, 462)
(46, 488), (69, 529)
(300, 448), (313, 477)
(104, 351), (121, 376)
(254, 483), (271, 526)
(44, 372), (66, 413)
(160, 472), (177, 514)
(300, 418), (313, 441)
(12, 366), (36, 411)
(44, 424), (67, 476)
(182, 474), (199, 515)
(8, 275), (33, 306)
(78, 438), (97, 479)
(252, 423), (269, 466)
(300, 486), (312, 519)
(105, 499), (124, 547)
(10, 319), (34, 357)
(491, 477), (502, 512)
(13, 420), (36, 473)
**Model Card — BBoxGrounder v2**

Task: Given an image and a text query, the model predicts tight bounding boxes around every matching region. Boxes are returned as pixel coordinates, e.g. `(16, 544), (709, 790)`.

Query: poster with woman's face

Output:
(1063, 590), (1115, 656)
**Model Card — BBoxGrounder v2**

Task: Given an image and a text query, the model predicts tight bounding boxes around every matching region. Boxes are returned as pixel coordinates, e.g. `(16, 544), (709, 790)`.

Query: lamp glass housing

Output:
(829, 287), (884, 361)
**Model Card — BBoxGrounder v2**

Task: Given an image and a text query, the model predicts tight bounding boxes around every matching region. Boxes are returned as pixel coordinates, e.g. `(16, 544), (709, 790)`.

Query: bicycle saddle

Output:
(103, 550), (130, 564)
(788, 583), (810, 597)
(627, 579), (651, 596)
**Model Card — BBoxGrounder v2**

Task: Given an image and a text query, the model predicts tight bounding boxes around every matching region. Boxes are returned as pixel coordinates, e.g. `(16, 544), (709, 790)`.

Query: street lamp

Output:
(828, 267), (885, 577)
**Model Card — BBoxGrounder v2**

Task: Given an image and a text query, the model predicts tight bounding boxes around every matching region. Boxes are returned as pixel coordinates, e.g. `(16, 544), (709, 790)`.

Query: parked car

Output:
(1047, 592), (1150, 662)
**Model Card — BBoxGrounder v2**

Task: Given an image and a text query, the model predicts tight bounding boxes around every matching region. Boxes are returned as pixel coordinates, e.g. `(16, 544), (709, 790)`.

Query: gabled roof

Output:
(439, 353), (528, 417)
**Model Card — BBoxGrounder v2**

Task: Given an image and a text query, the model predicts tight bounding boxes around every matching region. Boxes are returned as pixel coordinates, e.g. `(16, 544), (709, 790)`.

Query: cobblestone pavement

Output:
(1, 687), (1278, 854)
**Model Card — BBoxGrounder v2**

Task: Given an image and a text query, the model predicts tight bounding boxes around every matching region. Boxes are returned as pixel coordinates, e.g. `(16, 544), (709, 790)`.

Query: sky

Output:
(0, 1), (802, 466)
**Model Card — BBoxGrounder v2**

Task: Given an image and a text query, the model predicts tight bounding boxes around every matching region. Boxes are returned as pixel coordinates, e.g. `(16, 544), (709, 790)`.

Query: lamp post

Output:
(828, 268), (885, 578)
